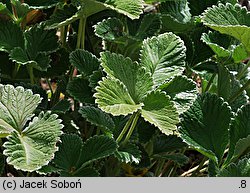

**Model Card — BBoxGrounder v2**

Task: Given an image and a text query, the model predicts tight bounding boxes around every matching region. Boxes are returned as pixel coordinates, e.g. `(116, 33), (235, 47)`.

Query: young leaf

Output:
(100, 51), (153, 102)
(140, 32), (186, 87)
(79, 106), (115, 130)
(141, 91), (179, 135)
(201, 3), (250, 51)
(69, 49), (100, 77)
(160, 76), (198, 114)
(179, 93), (232, 164)
(0, 21), (24, 53)
(67, 78), (94, 104)
(3, 111), (63, 172)
(224, 104), (250, 166)
(115, 143), (141, 164)
(218, 158), (250, 177)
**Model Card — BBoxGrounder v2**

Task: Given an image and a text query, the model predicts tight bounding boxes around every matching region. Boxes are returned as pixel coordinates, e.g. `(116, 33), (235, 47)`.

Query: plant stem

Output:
(204, 73), (216, 92)
(45, 78), (53, 98)
(228, 79), (250, 103)
(123, 111), (140, 144)
(191, 156), (208, 177)
(181, 160), (209, 177)
(81, 17), (86, 49)
(155, 159), (165, 177)
(76, 18), (84, 49)
(116, 113), (136, 143)
(12, 63), (20, 79)
(60, 26), (67, 47)
(27, 66), (35, 84)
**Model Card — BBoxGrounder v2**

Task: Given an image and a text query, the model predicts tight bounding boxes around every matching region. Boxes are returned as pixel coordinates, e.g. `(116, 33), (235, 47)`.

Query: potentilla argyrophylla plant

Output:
(0, 0), (249, 177)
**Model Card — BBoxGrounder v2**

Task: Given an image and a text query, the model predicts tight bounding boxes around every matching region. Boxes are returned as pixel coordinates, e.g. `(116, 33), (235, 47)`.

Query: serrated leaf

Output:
(0, 84), (41, 135)
(135, 13), (162, 40)
(201, 3), (250, 52)
(67, 78), (94, 104)
(0, 21), (24, 52)
(89, 70), (103, 89)
(160, 76), (198, 114)
(115, 143), (141, 164)
(179, 93), (232, 164)
(94, 17), (125, 41)
(79, 106), (115, 130)
(141, 91), (179, 135)
(60, 167), (99, 177)
(54, 134), (83, 173)
(153, 135), (187, 155)
(78, 135), (118, 166)
(51, 99), (71, 113)
(218, 158), (250, 177)
(140, 32), (186, 87)
(11, 0), (31, 23)
(70, 49), (100, 77)
(232, 43), (248, 63)
(224, 104), (250, 166)
(94, 77), (143, 116)
(94, 0), (144, 20)
(101, 52), (153, 102)
(153, 153), (189, 166)
(0, 2), (12, 17)
(201, 31), (232, 58)
(3, 111), (63, 172)
(26, 0), (60, 9)
(45, 5), (79, 29)
(37, 164), (61, 175)
(25, 24), (59, 57)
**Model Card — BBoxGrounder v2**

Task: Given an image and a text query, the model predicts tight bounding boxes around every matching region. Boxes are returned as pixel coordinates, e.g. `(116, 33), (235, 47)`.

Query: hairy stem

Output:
(123, 111), (140, 144)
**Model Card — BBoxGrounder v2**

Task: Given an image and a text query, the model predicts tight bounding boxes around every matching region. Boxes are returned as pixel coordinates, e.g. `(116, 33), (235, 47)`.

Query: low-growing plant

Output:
(0, 0), (249, 177)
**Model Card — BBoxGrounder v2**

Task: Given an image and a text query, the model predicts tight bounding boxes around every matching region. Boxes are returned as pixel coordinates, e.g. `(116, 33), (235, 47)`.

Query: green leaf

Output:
(0, 2), (12, 17)
(201, 3), (250, 52)
(11, 0), (30, 23)
(60, 167), (99, 177)
(51, 99), (71, 113)
(78, 135), (118, 166)
(67, 78), (94, 104)
(0, 153), (4, 175)
(69, 49), (100, 77)
(179, 93), (232, 164)
(94, 17), (125, 41)
(141, 91), (179, 135)
(101, 51), (153, 102)
(26, 0), (60, 9)
(25, 24), (59, 58)
(140, 32), (186, 87)
(79, 106), (115, 130)
(153, 153), (189, 166)
(218, 158), (250, 177)
(160, 76), (198, 114)
(232, 44), (248, 63)
(45, 5), (79, 29)
(153, 135), (187, 154)
(94, 77), (143, 116)
(37, 164), (61, 175)
(89, 70), (103, 89)
(3, 111), (63, 172)
(0, 21), (24, 52)
(115, 143), (141, 164)
(225, 104), (250, 166)
(135, 13), (162, 40)
(201, 31), (232, 58)
(94, 0), (144, 20)
(0, 84), (41, 135)
(54, 134), (83, 174)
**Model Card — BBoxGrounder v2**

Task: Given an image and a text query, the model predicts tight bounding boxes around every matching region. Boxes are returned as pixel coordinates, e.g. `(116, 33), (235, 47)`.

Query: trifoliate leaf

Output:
(101, 52), (153, 102)
(69, 49), (100, 77)
(0, 84), (41, 136)
(160, 76), (198, 114)
(218, 158), (250, 177)
(140, 32), (186, 87)
(153, 135), (187, 155)
(224, 104), (250, 166)
(94, 18), (125, 41)
(67, 78), (94, 104)
(94, 77), (143, 116)
(79, 106), (115, 130)
(141, 91), (179, 135)
(201, 3), (250, 52)
(179, 93), (232, 164)
(115, 143), (141, 164)
(0, 21), (24, 53)
(3, 111), (63, 172)
(201, 31), (232, 58)
(45, 5), (79, 29)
